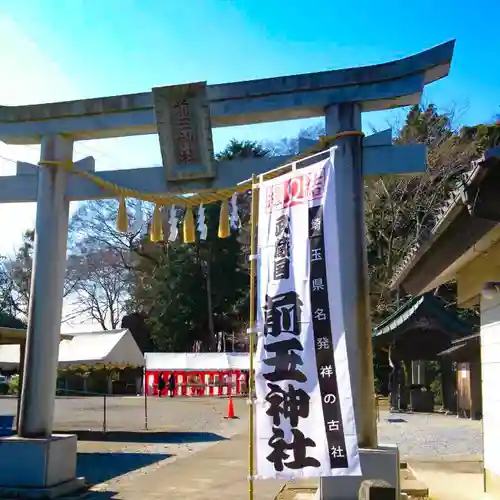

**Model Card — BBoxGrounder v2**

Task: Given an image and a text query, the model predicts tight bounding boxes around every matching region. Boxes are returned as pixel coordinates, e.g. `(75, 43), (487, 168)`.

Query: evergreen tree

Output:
(129, 202), (248, 352)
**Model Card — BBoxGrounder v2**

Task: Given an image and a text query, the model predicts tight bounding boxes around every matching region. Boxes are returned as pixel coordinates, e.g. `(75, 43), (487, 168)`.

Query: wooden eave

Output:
(390, 147), (500, 296)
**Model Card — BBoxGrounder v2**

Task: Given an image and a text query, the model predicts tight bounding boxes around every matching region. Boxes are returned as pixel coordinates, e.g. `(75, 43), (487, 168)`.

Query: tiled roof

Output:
(389, 146), (500, 290)
(372, 292), (474, 339)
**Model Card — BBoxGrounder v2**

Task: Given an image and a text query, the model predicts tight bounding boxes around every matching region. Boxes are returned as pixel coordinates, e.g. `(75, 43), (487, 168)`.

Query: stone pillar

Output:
(18, 135), (72, 438)
(0, 135), (83, 496)
(320, 107), (402, 499)
(324, 103), (377, 447)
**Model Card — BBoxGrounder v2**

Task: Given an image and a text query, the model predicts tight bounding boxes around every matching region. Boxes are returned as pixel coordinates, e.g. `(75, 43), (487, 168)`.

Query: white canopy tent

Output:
(144, 352), (250, 371)
(0, 328), (144, 370)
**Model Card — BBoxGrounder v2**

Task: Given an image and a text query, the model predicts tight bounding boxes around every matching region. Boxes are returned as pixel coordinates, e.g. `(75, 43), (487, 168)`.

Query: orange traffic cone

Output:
(224, 396), (237, 419)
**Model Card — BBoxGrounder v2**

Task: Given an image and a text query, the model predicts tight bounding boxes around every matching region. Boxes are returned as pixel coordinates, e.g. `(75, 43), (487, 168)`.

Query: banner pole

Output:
(248, 174), (259, 500)
(144, 364), (148, 431)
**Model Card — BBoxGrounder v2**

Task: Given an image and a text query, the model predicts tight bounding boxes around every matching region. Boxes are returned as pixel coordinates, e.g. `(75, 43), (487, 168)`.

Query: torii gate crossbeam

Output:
(0, 40), (453, 145)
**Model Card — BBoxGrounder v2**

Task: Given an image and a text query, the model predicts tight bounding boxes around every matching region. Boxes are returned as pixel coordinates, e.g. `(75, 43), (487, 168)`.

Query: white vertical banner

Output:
(255, 154), (361, 479)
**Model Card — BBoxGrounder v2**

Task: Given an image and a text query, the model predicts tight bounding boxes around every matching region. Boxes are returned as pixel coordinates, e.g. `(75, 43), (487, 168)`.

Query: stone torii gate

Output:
(0, 41), (454, 497)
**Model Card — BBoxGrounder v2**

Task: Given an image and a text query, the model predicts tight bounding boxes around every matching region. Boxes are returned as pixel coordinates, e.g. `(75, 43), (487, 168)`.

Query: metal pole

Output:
(325, 104), (377, 448)
(248, 174), (259, 500)
(18, 135), (72, 438)
(144, 366), (148, 430)
(103, 392), (107, 433)
(205, 256), (216, 351)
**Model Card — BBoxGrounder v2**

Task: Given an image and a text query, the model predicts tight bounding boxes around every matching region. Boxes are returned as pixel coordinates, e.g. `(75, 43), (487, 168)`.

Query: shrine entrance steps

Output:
(275, 462), (429, 499)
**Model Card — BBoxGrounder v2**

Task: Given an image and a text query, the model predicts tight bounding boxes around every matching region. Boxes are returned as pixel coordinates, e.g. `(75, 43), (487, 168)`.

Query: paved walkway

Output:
(409, 460), (490, 500)
(41, 399), (482, 499)
(82, 433), (284, 500)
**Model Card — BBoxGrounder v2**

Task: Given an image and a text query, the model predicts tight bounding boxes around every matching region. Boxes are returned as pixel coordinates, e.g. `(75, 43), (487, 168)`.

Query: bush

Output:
(430, 378), (442, 405)
(8, 375), (19, 395)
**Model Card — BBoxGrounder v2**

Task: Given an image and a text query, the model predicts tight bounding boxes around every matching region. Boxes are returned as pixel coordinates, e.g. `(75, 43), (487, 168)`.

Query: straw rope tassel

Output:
(150, 204), (164, 242)
(218, 199), (230, 239)
(116, 197), (129, 233)
(183, 206), (196, 243)
(36, 132), (363, 209)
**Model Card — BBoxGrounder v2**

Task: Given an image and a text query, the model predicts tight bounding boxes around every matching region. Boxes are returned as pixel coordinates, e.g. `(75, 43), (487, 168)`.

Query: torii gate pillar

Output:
(18, 135), (72, 438)
(325, 103), (378, 449)
(318, 105), (397, 500)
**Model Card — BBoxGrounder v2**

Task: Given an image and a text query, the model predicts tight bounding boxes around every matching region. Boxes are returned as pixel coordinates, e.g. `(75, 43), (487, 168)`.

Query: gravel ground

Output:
(0, 397), (483, 492)
(377, 410), (483, 459)
(0, 396), (483, 460)
(0, 395), (248, 434)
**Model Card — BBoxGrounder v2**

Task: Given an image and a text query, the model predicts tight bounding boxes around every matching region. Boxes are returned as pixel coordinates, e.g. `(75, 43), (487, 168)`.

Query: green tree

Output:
(128, 138), (269, 352)
(215, 139), (269, 160)
(366, 104), (500, 321)
(128, 204), (248, 351)
(129, 242), (206, 351)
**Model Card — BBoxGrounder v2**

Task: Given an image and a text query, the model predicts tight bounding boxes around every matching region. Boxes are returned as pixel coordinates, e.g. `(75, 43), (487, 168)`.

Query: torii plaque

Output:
(0, 40), (454, 497)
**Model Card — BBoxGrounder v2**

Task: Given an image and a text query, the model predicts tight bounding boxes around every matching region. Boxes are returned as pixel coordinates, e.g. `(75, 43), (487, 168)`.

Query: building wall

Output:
(481, 293), (500, 494)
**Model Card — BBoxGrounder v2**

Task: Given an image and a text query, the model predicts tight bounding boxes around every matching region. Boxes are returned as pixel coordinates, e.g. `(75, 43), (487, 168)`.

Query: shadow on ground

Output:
(77, 451), (172, 485)
(75, 493), (117, 500)
(59, 430), (227, 443)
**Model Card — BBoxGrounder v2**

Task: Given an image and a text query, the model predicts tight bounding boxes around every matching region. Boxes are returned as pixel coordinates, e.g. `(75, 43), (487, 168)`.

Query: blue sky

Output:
(0, 0), (499, 328)
(2, 0), (499, 168)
